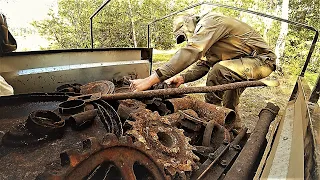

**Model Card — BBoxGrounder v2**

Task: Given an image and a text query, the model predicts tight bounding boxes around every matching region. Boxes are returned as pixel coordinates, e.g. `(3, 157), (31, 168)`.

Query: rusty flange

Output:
(80, 80), (115, 95)
(126, 109), (199, 177)
(37, 134), (168, 180)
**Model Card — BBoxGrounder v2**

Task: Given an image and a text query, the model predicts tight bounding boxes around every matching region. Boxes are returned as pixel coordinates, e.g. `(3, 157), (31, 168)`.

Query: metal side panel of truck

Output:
(0, 48), (152, 94)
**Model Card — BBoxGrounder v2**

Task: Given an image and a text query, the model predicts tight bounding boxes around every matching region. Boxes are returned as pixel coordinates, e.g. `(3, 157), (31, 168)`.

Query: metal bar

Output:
(300, 31), (319, 76)
(90, 19), (93, 49)
(191, 127), (248, 180)
(224, 102), (280, 180)
(89, 0), (112, 49)
(102, 80), (266, 101)
(147, 2), (318, 76)
(309, 73), (320, 103)
(147, 25), (150, 48)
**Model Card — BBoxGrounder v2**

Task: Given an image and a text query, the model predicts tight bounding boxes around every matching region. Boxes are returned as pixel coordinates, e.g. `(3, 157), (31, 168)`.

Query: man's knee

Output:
(206, 63), (237, 86)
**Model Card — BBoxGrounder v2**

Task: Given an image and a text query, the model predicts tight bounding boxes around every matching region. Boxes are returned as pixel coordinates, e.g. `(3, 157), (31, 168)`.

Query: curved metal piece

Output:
(37, 134), (168, 180)
(26, 110), (65, 136)
(202, 120), (231, 149)
(90, 0), (112, 49)
(93, 100), (123, 137)
(165, 97), (236, 128)
(80, 80), (115, 95)
(59, 100), (86, 115)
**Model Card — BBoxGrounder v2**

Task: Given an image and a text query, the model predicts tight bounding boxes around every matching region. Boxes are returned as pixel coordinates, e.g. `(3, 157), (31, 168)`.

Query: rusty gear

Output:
(37, 134), (168, 180)
(126, 109), (199, 177)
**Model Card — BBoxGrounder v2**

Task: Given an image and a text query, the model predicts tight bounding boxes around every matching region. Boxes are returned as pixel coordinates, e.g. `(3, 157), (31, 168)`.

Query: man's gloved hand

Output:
(164, 75), (185, 88)
(129, 73), (160, 92)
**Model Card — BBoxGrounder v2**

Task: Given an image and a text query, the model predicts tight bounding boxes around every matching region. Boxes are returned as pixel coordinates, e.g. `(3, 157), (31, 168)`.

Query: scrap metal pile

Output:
(0, 79), (280, 180)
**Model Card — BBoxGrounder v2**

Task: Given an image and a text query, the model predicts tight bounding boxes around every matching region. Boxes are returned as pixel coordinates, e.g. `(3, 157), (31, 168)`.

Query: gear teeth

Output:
(60, 149), (82, 167)
(119, 136), (133, 144)
(38, 135), (168, 179)
(82, 137), (101, 152)
(102, 133), (118, 146)
(133, 141), (144, 148)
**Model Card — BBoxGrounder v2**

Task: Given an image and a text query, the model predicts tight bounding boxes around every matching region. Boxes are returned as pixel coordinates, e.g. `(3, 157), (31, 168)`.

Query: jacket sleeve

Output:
(180, 60), (213, 83)
(155, 16), (231, 81)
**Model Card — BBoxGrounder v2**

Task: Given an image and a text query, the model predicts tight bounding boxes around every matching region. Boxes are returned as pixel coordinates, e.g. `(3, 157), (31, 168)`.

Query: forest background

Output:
(29, 0), (320, 82)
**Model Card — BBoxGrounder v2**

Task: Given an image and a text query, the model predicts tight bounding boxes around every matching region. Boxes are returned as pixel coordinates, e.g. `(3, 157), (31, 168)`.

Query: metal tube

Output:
(224, 102), (280, 180)
(90, 19), (93, 49)
(309, 73), (320, 103)
(102, 81), (266, 101)
(166, 97), (236, 127)
(300, 31), (319, 76)
(147, 25), (150, 48)
(89, 0), (112, 49)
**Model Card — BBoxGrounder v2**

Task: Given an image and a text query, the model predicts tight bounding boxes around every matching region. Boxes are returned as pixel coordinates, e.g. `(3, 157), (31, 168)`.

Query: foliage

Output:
(281, 0), (320, 74)
(153, 53), (174, 62)
(32, 0), (197, 50)
(32, 0), (320, 78)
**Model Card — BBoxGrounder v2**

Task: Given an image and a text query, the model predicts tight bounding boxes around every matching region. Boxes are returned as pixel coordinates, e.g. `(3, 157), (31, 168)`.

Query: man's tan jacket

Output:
(155, 13), (276, 82)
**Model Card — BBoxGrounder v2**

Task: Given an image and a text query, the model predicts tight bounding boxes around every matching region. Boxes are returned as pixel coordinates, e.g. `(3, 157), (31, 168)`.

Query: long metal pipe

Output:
(101, 80), (266, 101)
(224, 102), (280, 180)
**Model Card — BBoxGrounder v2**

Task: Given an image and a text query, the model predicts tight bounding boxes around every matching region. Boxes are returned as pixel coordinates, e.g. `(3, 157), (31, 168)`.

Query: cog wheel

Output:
(126, 109), (199, 177)
(37, 134), (168, 180)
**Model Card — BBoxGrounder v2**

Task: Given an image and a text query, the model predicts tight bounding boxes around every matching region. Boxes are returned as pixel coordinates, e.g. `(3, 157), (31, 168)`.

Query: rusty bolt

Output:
(220, 160), (228, 167)
(223, 139), (229, 145)
(233, 144), (242, 151)
(208, 153), (215, 160)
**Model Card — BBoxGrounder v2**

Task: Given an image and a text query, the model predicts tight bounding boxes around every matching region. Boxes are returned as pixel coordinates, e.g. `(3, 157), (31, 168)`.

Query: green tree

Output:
(32, 0), (196, 50)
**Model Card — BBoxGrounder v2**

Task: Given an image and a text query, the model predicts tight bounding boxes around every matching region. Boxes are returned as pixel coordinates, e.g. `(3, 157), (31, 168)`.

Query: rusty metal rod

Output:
(224, 102), (280, 180)
(102, 81), (266, 101)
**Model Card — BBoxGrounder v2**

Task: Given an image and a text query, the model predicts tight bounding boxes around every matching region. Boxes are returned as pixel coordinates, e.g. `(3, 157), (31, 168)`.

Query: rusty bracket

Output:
(191, 128), (248, 180)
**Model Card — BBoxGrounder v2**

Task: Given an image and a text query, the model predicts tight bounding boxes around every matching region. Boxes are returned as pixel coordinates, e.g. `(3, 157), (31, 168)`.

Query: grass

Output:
(153, 53), (173, 62)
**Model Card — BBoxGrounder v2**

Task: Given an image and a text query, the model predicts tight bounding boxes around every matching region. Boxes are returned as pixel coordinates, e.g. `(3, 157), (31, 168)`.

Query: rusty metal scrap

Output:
(0, 79), (276, 180)
(101, 81), (266, 101)
(94, 100), (123, 137)
(117, 99), (147, 121)
(37, 134), (168, 180)
(2, 110), (65, 147)
(58, 99), (85, 115)
(165, 97), (236, 128)
(80, 80), (115, 95)
(224, 102), (280, 180)
(68, 109), (98, 131)
(126, 108), (200, 177)
(26, 110), (65, 136)
(56, 83), (82, 93)
(191, 128), (248, 180)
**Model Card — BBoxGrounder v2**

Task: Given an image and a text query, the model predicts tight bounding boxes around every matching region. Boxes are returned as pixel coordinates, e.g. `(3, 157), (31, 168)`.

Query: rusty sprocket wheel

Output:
(37, 134), (168, 180)
(126, 109), (199, 177)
